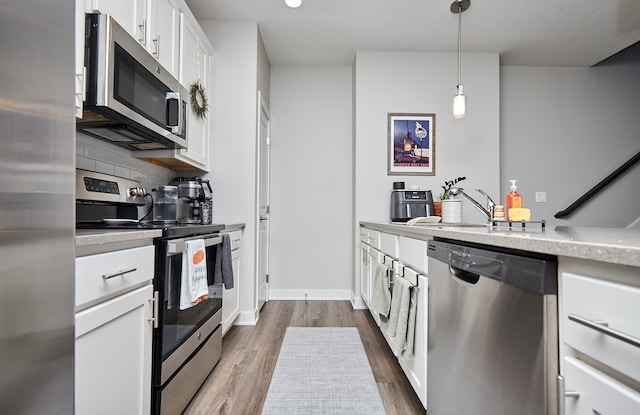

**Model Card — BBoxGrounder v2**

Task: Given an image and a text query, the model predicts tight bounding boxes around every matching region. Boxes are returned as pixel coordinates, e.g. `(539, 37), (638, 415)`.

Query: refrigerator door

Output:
(0, 2), (75, 413)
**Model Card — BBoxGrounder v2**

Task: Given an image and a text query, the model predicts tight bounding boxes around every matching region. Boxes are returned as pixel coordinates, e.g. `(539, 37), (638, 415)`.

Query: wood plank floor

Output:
(184, 300), (426, 415)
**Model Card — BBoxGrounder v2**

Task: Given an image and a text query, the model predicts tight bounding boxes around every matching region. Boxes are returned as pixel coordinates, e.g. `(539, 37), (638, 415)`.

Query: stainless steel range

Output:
(76, 169), (225, 415)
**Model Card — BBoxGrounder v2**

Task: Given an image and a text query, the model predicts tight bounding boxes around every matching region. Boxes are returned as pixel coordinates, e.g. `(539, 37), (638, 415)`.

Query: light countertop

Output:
(360, 221), (640, 268)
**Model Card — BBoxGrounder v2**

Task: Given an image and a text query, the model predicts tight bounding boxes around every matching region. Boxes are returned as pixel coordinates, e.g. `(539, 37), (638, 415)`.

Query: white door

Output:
(257, 91), (271, 311)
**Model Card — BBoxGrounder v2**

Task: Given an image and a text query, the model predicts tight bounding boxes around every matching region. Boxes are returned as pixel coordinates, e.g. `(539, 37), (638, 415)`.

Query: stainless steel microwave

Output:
(77, 13), (188, 150)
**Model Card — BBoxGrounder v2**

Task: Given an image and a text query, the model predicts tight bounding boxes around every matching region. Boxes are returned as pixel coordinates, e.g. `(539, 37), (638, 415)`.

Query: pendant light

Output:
(285, 0), (302, 8)
(451, 0), (470, 118)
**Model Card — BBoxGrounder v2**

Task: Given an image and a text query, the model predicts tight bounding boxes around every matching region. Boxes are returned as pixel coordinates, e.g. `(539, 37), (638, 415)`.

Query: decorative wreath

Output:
(189, 81), (208, 120)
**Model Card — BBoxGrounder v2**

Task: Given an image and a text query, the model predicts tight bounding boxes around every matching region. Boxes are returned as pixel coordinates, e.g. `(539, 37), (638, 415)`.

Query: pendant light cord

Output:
(457, 1), (462, 86)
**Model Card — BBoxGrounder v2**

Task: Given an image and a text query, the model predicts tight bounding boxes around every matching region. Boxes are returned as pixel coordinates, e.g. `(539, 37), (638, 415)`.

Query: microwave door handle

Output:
(165, 91), (181, 134)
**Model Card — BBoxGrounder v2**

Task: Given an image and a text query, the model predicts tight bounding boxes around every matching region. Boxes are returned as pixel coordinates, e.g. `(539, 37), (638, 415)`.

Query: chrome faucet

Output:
(449, 187), (496, 222)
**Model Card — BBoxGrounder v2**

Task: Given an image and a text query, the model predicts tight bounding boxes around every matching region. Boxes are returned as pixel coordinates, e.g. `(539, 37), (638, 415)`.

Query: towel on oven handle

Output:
(180, 239), (209, 310)
(214, 233), (234, 289)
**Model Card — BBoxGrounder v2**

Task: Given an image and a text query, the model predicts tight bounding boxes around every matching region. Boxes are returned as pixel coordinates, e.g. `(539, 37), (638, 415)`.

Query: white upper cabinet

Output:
(148, 0), (180, 78)
(85, 0), (147, 42)
(85, 0), (179, 78)
(178, 16), (211, 168)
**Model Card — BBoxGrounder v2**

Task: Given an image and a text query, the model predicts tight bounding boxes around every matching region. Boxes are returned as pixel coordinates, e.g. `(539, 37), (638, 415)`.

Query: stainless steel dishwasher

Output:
(427, 238), (559, 415)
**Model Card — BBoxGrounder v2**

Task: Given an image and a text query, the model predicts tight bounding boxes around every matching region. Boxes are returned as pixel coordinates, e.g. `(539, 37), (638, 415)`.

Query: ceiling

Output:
(185, 0), (640, 67)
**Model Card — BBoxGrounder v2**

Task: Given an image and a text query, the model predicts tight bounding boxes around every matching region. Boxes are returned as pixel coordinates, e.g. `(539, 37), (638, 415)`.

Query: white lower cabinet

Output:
(360, 241), (371, 307)
(221, 230), (242, 335)
(564, 356), (640, 414)
(396, 270), (427, 409)
(75, 245), (155, 415)
(75, 285), (154, 415)
(559, 258), (640, 415)
(363, 228), (428, 409)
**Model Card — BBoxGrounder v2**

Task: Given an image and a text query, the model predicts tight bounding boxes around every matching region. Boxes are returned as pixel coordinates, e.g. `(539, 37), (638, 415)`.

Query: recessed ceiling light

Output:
(285, 0), (302, 8)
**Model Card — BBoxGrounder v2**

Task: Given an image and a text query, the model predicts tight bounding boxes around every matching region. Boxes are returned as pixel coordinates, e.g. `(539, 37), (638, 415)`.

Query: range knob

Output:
(128, 187), (146, 197)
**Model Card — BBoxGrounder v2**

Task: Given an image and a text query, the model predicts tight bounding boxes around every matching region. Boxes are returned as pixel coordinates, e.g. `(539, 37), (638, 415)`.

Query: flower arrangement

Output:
(439, 176), (466, 200)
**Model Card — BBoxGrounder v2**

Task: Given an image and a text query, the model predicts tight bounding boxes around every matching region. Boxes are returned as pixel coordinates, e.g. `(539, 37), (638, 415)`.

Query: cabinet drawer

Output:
(564, 356), (640, 415)
(359, 227), (368, 243)
(76, 245), (154, 310)
(399, 236), (428, 273)
(562, 273), (640, 382)
(225, 230), (242, 251)
(367, 230), (380, 249)
(380, 233), (397, 257)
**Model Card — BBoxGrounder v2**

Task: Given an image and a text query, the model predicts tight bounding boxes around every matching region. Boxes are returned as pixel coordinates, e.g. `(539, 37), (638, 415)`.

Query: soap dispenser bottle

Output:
(505, 179), (522, 220)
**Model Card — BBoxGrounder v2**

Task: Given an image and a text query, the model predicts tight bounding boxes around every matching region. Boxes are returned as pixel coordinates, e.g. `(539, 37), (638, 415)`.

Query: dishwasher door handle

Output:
(449, 265), (480, 285)
(568, 313), (640, 349)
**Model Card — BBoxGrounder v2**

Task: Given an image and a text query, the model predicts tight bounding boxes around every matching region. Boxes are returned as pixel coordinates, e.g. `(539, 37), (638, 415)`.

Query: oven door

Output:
(154, 233), (223, 387)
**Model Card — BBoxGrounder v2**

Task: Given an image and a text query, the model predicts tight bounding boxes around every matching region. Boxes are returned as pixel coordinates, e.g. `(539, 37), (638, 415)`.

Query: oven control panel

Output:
(76, 169), (147, 205)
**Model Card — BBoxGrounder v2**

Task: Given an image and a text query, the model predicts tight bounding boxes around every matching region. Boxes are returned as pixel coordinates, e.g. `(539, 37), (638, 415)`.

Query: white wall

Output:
(200, 20), (262, 320)
(354, 51), (501, 223)
(501, 62), (640, 228)
(269, 66), (353, 299)
(353, 51), (501, 305)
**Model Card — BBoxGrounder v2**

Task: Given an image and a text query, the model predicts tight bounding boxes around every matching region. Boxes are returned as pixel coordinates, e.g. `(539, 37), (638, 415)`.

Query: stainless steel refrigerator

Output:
(0, 1), (75, 413)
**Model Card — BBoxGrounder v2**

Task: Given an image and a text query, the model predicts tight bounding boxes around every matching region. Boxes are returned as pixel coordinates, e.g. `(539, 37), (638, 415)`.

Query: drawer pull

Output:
(568, 313), (640, 349)
(557, 375), (580, 415)
(102, 267), (137, 280)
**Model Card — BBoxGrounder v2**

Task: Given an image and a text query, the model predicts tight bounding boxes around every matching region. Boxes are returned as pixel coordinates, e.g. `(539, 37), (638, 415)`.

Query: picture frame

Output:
(387, 113), (436, 176)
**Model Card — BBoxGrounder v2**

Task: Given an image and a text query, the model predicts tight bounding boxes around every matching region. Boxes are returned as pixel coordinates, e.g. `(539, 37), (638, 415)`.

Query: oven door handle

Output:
(166, 235), (223, 256)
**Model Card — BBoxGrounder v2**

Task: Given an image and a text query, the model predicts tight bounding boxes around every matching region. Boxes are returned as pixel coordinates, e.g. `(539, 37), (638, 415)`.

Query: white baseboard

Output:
(268, 289), (352, 301)
(350, 292), (367, 310)
(233, 309), (259, 326)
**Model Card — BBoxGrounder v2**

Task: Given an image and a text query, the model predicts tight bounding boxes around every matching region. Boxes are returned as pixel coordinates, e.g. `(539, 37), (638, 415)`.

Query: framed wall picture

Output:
(387, 113), (435, 176)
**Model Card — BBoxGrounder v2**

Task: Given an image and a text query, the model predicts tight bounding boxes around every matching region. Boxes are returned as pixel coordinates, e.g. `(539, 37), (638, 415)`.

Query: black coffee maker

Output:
(169, 177), (213, 224)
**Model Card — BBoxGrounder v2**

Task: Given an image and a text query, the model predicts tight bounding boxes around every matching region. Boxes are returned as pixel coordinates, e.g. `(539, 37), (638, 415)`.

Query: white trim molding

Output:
(268, 289), (352, 301)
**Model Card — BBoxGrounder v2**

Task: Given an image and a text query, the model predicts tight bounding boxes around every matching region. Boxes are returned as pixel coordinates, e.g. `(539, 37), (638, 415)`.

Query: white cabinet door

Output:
(178, 16), (210, 168)
(75, 284), (154, 415)
(564, 356), (640, 415)
(222, 231), (242, 335)
(397, 271), (428, 409)
(148, 0), (180, 77)
(87, 0), (147, 42)
(75, 0), (85, 118)
(360, 242), (371, 307)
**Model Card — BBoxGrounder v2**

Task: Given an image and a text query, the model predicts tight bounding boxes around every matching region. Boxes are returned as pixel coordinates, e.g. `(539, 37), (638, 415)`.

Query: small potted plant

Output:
(433, 176), (466, 218)
(439, 176), (466, 200)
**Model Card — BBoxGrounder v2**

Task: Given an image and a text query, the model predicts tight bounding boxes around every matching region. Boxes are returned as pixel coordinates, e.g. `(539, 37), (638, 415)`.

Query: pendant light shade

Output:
(453, 85), (466, 118)
(285, 0), (302, 8)
(451, 0), (470, 118)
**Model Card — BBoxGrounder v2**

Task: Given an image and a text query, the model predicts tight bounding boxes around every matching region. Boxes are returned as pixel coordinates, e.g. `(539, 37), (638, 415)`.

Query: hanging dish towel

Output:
(401, 286), (418, 357)
(387, 277), (412, 356)
(370, 263), (392, 317)
(180, 239), (209, 310)
(214, 233), (234, 289)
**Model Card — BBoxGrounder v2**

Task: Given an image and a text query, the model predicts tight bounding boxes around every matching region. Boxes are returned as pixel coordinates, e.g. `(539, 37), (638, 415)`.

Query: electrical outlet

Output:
(535, 192), (547, 203)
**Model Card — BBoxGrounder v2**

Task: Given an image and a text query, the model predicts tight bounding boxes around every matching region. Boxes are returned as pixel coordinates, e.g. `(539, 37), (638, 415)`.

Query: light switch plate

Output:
(535, 191), (546, 203)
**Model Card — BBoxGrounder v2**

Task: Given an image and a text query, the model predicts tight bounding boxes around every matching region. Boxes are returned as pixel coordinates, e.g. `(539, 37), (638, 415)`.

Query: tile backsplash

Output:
(76, 133), (174, 190)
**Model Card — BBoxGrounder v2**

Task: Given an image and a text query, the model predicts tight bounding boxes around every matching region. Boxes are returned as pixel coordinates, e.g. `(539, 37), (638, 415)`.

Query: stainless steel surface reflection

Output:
(427, 239), (558, 415)
(0, 2), (75, 413)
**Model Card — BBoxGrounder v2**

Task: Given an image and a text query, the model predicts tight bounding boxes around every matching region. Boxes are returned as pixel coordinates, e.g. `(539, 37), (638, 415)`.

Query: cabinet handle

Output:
(568, 313), (640, 349)
(101, 267), (137, 280)
(138, 19), (147, 46)
(149, 290), (159, 329)
(557, 375), (580, 415)
(153, 35), (160, 58)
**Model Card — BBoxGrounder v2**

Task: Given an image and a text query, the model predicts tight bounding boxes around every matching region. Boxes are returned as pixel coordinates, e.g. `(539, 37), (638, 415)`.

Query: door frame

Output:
(255, 90), (271, 312)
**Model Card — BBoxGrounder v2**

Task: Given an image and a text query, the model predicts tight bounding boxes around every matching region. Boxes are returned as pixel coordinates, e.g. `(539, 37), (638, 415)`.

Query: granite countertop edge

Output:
(360, 221), (640, 268)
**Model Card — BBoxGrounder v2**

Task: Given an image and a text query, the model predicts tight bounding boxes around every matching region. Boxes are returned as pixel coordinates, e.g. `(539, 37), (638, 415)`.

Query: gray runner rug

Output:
(261, 327), (386, 414)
